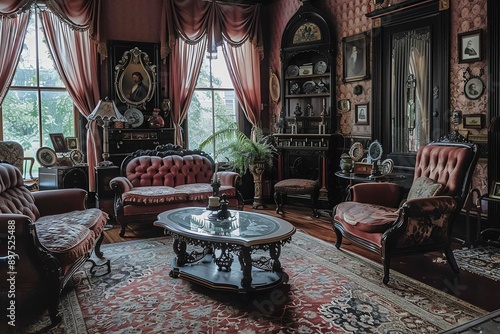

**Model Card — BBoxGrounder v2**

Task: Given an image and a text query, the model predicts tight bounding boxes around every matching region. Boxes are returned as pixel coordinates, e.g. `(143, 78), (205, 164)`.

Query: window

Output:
(187, 54), (238, 161)
(1, 8), (75, 165)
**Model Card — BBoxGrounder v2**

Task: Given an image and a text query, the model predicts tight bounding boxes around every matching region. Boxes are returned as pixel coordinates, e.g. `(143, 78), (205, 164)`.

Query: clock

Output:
(367, 140), (383, 162)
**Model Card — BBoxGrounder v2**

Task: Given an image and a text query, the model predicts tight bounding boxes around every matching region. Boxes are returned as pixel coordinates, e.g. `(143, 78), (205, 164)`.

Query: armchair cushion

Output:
(407, 176), (443, 200)
(335, 202), (399, 233)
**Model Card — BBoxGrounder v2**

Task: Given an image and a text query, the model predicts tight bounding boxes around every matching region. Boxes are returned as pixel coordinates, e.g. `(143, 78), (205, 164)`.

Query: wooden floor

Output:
(102, 203), (500, 312)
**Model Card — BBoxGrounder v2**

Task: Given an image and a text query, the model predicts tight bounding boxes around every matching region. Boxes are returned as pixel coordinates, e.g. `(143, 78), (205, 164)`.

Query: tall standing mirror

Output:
(369, 1), (450, 165)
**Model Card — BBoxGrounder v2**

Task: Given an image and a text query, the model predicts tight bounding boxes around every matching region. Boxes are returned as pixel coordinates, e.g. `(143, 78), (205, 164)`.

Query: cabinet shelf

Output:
(285, 93), (330, 98)
(285, 73), (330, 80)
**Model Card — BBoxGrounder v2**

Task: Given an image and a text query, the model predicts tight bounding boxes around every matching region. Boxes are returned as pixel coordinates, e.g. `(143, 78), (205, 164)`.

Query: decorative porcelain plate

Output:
(314, 61), (327, 74)
(70, 149), (85, 165)
(124, 108), (144, 128)
(36, 147), (57, 167)
(349, 142), (364, 162)
(379, 158), (394, 175)
(286, 65), (299, 77)
(269, 72), (280, 103)
(302, 81), (316, 94)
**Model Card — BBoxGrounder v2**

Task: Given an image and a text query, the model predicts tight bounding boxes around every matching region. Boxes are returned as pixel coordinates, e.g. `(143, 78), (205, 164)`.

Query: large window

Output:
(1, 8), (75, 164)
(187, 54), (238, 161)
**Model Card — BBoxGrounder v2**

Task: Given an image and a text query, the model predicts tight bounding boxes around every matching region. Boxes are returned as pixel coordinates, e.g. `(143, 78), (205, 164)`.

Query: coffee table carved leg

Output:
(214, 246), (233, 271)
(172, 239), (188, 266)
(240, 247), (253, 287)
(269, 243), (282, 272)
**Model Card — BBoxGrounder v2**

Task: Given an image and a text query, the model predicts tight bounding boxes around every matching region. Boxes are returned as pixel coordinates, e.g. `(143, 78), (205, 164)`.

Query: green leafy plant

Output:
(198, 123), (277, 175)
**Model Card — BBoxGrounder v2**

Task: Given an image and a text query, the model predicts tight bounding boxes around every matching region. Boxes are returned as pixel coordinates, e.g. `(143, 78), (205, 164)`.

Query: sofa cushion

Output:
(335, 201), (399, 233)
(35, 208), (108, 271)
(122, 186), (189, 205)
(407, 176), (443, 200)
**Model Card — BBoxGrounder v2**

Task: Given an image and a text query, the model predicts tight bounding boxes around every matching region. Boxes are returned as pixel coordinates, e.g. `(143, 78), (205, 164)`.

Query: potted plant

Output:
(198, 123), (277, 209)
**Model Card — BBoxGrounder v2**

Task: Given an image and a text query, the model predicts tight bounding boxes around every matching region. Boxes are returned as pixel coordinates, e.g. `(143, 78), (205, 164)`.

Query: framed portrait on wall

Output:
(458, 30), (482, 63)
(342, 32), (370, 82)
(355, 103), (369, 125)
(108, 41), (161, 113)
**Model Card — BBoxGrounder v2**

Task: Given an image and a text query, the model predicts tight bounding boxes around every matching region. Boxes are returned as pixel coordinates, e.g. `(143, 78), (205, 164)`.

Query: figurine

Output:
(294, 103), (302, 116)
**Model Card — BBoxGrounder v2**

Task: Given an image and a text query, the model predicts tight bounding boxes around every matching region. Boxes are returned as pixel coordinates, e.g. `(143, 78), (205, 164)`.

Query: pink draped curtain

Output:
(162, 0), (263, 146)
(40, 9), (101, 191)
(0, 1), (30, 105)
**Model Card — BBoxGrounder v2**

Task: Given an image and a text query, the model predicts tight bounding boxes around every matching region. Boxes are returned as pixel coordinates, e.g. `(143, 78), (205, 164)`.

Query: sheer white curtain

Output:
(391, 30), (430, 152)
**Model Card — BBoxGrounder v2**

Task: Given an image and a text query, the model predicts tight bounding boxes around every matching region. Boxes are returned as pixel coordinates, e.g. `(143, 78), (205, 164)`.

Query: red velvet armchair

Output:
(0, 163), (109, 326)
(333, 138), (479, 284)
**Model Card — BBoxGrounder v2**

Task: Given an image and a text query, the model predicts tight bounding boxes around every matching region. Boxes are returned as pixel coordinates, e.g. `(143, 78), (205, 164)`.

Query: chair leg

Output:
(311, 188), (320, 218)
(334, 227), (343, 249)
(444, 245), (460, 274)
(383, 255), (391, 285)
(275, 192), (284, 214)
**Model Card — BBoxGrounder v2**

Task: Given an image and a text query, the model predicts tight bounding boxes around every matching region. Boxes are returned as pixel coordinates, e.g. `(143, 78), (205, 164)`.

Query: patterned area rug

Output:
(452, 246), (500, 281)
(21, 231), (485, 333)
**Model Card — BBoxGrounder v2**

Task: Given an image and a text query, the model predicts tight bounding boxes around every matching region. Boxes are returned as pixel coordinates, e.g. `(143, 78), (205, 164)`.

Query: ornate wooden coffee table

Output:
(154, 207), (296, 293)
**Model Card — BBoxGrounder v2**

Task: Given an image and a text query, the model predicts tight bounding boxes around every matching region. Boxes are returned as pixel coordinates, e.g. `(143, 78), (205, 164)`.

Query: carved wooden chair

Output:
(333, 136), (479, 284)
(0, 141), (38, 191)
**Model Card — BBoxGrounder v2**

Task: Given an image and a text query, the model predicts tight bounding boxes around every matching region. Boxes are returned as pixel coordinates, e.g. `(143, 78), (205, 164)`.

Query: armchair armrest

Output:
(401, 196), (457, 217)
(33, 189), (87, 216)
(217, 171), (240, 187)
(109, 176), (134, 195)
(351, 182), (405, 208)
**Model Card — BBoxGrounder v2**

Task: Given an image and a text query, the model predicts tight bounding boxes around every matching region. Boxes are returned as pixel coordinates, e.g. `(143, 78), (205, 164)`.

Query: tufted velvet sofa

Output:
(110, 146), (242, 237)
(0, 163), (109, 326)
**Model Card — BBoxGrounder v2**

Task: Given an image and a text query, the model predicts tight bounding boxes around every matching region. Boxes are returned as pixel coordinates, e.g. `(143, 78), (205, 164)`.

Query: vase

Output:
(148, 109), (164, 128)
(340, 153), (353, 173)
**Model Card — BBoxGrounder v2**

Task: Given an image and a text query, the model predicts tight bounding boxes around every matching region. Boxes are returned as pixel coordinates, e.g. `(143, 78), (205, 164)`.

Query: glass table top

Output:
(155, 207), (296, 246)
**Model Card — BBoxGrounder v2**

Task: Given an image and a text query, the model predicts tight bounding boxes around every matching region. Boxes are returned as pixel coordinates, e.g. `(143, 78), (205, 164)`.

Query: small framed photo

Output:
(49, 133), (68, 152)
(464, 76), (485, 100)
(66, 137), (78, 150)
(342, 32), (370, 82)
(490, 181), (500, 199)
(355, 103), (369, 125)
(458, 30), (482, 63)
(462, 114), (485, 129)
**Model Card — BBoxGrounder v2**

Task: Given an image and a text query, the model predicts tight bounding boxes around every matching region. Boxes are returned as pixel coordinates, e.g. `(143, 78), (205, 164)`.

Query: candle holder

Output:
(217, 194), (231, 220)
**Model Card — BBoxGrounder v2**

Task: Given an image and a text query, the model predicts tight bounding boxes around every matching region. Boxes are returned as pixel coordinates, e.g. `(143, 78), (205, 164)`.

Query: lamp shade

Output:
(88, 98), (127, 123)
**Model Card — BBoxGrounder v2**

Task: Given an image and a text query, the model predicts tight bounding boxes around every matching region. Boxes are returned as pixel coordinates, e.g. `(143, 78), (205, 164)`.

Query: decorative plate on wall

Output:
(36, 147), (57, 167)
(269, 72), (280, 103)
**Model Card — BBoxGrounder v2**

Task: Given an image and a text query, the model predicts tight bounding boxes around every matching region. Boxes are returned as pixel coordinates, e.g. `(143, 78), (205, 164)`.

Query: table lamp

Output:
(88, 97), (127, 166)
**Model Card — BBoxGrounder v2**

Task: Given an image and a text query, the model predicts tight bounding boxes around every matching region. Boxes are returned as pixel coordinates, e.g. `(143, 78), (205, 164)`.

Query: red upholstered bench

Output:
(274, 178), (320, 217)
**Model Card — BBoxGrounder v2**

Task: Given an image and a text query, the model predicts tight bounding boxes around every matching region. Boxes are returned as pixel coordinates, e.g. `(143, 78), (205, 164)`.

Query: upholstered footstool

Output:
(274, 179), (320, 217)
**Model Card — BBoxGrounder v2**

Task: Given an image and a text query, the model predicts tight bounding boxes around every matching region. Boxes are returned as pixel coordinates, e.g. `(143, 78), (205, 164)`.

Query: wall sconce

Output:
(88, 97), (127, 166)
